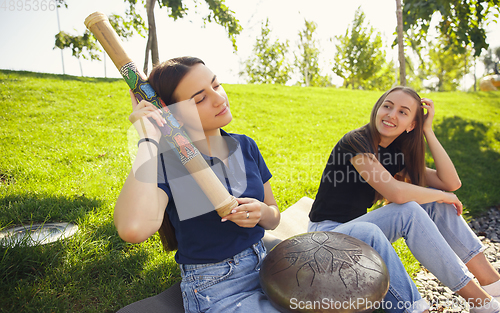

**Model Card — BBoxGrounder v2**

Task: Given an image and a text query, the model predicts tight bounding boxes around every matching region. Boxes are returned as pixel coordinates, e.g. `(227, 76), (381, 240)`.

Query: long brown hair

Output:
(149, 56), (205, 107)
(345, 86), (427, 202)
(148, 56), (205, 252)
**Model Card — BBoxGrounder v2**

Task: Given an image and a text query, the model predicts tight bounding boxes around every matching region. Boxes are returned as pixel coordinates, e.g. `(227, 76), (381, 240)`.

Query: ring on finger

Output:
(246, 211), (250, 219)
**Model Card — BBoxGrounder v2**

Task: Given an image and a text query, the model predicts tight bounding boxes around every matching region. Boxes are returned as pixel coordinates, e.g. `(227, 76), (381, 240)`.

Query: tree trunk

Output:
(396, 0), (406, 86)
(79, 58), (83, 77)
(144, 34), (151, 74)
(474, 58), (477, 92)
(103, 51), (107, 78)
(305, 65), (310, 87)
(144, 0), (160, 75)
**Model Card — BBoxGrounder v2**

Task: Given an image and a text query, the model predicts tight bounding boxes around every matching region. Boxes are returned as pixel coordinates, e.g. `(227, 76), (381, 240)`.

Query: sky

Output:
(0, 0), (499, 85)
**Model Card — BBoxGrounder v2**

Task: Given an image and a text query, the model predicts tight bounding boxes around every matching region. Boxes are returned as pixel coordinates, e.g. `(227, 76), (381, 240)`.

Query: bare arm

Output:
(351, 154), (463, 215)
(421, 98), (461, 191)
(114, 92), (169, 243)
(222, 181), (281, 230)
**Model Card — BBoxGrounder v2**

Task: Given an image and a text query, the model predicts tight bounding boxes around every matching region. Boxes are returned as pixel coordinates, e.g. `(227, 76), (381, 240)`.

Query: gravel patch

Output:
(413, 205), (500, 312)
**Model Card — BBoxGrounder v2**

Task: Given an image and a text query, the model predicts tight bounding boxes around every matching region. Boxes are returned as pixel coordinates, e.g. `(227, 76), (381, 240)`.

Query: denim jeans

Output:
(309, 201), (484, 313)
(352, 201), (483, 290)
(309, 220), (429, 313)
(179, 240), (280, 313)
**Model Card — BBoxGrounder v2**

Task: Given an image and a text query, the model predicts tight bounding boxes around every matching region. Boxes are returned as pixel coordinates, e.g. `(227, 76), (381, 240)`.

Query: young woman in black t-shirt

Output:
(309, 86), (500, 313)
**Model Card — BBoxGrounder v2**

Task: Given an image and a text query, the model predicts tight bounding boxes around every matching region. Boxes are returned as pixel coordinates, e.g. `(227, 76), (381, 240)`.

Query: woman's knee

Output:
(420, 201), (457, 218)
(337, 222), (397, 257)
(394, 201), (429, 219)
(338, 222), (387, 243)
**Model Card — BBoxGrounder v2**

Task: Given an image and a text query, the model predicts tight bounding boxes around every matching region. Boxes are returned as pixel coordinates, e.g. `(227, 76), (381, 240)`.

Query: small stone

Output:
(485, 245), (496, 255)
(471, 220), (481, 230)
(442, 291), (453, 298)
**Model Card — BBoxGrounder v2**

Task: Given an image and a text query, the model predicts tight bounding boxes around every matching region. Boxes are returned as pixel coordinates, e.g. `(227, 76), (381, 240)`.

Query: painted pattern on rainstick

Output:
(120, 61), (200, 165)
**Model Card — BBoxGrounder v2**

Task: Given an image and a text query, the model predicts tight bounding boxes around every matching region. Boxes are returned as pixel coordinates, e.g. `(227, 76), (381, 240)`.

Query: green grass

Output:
(1, 70), (499, 312)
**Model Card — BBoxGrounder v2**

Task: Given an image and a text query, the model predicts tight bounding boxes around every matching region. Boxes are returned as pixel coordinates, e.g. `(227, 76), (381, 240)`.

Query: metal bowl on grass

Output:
(0, 222), (78, 246)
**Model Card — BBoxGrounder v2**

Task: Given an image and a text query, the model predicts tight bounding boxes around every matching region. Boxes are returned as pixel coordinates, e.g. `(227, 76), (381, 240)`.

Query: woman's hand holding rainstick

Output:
(128, 90), (165, 141)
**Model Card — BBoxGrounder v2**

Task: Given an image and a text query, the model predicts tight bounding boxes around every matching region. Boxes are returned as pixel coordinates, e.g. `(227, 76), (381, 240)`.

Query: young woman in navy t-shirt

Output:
(113, 57), (281, 312)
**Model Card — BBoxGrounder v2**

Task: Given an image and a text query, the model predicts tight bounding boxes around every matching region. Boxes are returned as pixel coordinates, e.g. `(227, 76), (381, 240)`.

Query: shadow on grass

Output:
(0, 69), (120, 84)
(0, 216), (178, 312)
(0, 193), (102, 228)
(0, 193), (106, 296)
(433, 116), (500, 216)
(60, 220), (179, 312)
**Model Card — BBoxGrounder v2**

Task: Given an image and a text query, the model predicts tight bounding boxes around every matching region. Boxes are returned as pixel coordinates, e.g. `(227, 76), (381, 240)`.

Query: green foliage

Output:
(295, 19), (330, 87)
(55, 0), (67, 8)
(55, 3), (146, 70)
(242, 19), (292, 85)
(332, 7), (393, 90)
(403, 57), (425, 92)
(108, 7), (147, 39)
(482, 46), (500, 74)
(54, 30), (101, 61)
(426, 36), (474, 91)
(157, 0), (188, 19)
(56, 0), (241, 67)
(365, 61), (397, 91)
(201, 0), (243, 51)
(403, 0), (500, 57)
(398, 27), (429, 91)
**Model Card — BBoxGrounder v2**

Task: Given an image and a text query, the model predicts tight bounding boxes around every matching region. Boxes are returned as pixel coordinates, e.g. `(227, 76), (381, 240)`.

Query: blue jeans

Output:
(309, 201), (484, 313)
(309, 220), (429, 313)
(179, 240), (280, 313)
(353, 201), (483, 290)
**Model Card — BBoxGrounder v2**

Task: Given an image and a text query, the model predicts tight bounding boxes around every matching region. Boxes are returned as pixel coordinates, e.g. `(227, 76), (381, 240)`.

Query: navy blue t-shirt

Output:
(157, 130), (272, 264)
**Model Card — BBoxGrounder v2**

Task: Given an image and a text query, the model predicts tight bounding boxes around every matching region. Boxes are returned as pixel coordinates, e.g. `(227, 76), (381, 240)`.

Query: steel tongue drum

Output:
(260, 231), (390, 313)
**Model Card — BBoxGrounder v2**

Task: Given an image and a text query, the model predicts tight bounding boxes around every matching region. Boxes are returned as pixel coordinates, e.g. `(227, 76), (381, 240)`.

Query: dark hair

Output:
(148, 56), (205, 252)
(345, 86), (426, 202)
(149, 56), (205, 106)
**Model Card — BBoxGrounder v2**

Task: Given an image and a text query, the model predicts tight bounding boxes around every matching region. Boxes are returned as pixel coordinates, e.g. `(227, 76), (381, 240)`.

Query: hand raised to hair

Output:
(128, 90), (165, 141)
(421, 98), (435, 133)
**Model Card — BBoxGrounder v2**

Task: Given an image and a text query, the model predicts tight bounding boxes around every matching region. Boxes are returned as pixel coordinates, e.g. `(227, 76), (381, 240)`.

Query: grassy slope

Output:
(1, 70), (499, 312)
(224, 84), (500, 216)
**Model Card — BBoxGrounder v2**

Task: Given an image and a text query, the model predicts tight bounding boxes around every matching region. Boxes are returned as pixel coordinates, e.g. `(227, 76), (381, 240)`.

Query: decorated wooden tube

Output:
(84, 12), (237, 217)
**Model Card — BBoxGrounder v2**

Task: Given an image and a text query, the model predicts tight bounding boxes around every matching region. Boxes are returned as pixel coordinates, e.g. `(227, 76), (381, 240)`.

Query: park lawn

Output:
(1, 69), (499, 312)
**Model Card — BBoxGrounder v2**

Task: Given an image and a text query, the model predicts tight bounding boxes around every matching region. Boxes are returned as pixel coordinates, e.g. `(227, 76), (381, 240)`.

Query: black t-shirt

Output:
(309, 132), (405, 223)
